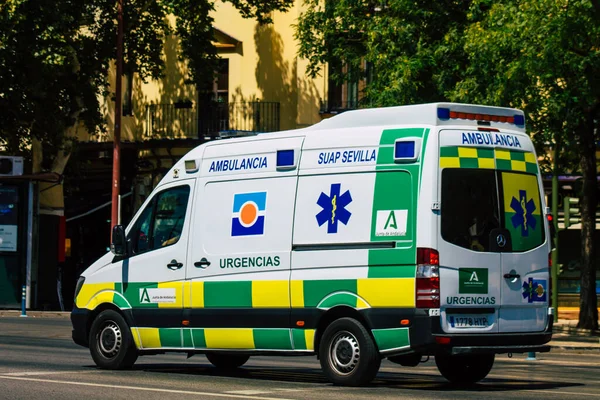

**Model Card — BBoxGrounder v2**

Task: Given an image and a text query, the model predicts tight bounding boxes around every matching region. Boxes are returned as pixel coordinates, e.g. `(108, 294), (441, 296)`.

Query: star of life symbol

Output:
(316, 183), (352, 234)
(510, 189), (536, 237)
(522, 277), (547, 303)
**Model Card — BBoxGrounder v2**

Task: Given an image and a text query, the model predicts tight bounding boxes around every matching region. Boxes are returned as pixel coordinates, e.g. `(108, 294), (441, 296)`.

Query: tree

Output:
(447, 0), (598, 330)
(295, 0), (598, 328)
(0, 0), (294, 210)
(295, 0), (473, 106)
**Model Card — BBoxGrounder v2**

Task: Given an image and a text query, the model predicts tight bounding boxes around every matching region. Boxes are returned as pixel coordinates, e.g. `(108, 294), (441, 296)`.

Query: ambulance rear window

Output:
(441, 169), (500, 252)
(441, 169), (545, 252)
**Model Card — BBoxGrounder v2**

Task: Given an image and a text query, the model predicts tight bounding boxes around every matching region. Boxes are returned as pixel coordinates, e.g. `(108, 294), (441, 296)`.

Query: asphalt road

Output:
(1, 316), (599, 400)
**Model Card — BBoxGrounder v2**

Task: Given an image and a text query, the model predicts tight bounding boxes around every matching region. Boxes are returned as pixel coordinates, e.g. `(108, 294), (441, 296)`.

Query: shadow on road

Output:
(117, 363), (583, 392)
(374, 373), (583, 392)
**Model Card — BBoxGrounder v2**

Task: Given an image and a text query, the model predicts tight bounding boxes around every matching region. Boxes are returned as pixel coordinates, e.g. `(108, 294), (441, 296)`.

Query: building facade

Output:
(59, 1), (328, 309)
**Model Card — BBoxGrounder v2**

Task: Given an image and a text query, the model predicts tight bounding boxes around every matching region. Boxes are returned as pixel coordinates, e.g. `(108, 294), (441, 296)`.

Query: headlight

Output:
(74, 276), (85, 301)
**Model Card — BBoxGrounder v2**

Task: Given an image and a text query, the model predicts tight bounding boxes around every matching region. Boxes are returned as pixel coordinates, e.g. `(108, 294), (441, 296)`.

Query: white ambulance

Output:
(71, 102), (553, 386)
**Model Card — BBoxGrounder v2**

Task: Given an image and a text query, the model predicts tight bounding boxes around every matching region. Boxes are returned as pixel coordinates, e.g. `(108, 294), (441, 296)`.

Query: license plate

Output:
(448, 315), (489, 328)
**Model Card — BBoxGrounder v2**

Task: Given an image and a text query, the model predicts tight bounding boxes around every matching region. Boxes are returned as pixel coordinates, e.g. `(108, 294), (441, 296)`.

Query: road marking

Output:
(225, 390), (274, 395)
(225, 389), (305, 395)
(522, 389), (600, 397)
(0, 376), (293, 400)
(3, 371), (96, 377)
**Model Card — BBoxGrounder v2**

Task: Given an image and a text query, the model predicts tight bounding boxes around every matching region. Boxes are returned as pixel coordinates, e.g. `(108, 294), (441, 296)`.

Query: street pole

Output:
(25, 181), (34, 309)
(551, 141), (560, 311)
(111, 0), (124, 241)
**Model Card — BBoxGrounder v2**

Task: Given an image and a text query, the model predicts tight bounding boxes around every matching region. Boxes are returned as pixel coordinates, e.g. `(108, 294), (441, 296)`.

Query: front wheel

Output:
(319, 317), (381, 386)
(435, 353), (494, 384)
(206, 353), (249, 369)
(89, 309), (138, 369)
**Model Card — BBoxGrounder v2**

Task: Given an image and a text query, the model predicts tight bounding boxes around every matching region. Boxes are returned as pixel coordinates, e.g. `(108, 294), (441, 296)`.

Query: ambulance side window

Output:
(130, 204), (153, 255)
(151, 186), (190, 249)
(127, 185), (191, 256)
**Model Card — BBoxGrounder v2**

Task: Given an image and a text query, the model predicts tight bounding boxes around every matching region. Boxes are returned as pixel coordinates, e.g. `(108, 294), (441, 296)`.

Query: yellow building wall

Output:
(211, 1), (325, 130)
(81, 1), (325, 144)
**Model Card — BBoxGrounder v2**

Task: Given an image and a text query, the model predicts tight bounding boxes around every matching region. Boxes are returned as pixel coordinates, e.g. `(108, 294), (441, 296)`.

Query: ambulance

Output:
(71, 102), (553, 386)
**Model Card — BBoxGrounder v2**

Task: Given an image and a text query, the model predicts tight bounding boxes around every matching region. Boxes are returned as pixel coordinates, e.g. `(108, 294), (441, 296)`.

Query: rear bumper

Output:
(449, 344), (550, 355)
(71, 306), (91, 348)
(406, 309), (553, 356)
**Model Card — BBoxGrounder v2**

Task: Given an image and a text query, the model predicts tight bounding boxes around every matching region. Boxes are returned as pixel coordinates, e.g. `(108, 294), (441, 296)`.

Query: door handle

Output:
(194, 258), (211, 268)
(503, 273), (520, 279)
(167, 259), (183, 270)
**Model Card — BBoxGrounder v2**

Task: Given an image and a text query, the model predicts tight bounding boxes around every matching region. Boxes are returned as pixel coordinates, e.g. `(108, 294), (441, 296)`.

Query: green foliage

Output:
(296, 0), (599, 328)
(0, 0), (294, 161)
(448, 0), (600, 171)
(295, 0), (473, 106)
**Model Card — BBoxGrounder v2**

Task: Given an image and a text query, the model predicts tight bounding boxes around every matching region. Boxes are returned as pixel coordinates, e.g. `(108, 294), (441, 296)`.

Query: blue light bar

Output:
(514, 114), (525, 127)
(276, 149), (295, 169)
(437, 108), (450, 120)
(395, 141), (415, 159)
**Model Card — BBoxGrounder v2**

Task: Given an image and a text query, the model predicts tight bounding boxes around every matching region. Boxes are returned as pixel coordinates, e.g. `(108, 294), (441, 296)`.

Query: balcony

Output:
(145, 101), (280, 140)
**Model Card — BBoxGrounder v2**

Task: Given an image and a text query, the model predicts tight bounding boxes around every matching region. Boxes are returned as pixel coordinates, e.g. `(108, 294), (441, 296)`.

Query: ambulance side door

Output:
(185, 137), (303, 351)
(119, 179), (195, 348)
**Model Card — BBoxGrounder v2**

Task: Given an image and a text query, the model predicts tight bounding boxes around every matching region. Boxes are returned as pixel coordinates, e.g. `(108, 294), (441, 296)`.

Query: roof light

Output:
(514, 114), (525, 127)
(276, 149), (296, 170)
(184, 160), (198, 173)
(437, 107), (525, 127)
(395, 141), (415, 158)
(437, 108), (450, 120)
(394, 138), (421, 163)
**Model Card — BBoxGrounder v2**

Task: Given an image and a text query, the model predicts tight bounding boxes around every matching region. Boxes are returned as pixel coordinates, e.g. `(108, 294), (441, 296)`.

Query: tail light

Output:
(416, 248), (440, 308)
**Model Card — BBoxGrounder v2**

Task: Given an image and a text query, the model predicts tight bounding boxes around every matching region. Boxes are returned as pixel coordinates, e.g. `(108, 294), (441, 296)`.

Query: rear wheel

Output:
(89, 309), (138, 369)
(319, 317), (381, 386)
(206, 353), (249, 369)
(435, 353), (494, 384)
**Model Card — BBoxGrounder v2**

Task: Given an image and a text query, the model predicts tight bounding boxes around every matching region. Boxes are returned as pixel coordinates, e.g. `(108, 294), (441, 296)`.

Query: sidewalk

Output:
(551, 318), (600, 350)
(1, 309), (599, 351)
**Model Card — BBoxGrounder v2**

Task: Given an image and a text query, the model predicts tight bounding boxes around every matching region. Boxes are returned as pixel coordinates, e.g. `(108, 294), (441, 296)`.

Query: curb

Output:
(550, 345), (600, 351)
(553, 325), (600, 337)
(0, 310), (71, 318)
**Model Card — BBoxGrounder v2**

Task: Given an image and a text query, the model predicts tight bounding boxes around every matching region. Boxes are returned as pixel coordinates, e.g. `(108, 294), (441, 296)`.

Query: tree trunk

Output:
(577, 121), (598, 330)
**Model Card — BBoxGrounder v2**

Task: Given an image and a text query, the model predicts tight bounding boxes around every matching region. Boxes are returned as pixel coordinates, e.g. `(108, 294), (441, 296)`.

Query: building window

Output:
(215, 59), (229, 103)
(123, 71), (134, 116)
(198, 58), (230, 137)
(326, 61), (367, 112)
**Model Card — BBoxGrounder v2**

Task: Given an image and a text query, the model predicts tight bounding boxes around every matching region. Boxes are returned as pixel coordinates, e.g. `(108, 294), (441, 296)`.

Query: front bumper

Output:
(71, 306), (91, 348)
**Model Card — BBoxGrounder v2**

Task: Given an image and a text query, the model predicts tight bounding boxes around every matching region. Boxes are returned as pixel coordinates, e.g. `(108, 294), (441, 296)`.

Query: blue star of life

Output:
(510, 189), (536, 237)
(316, 183), (352, 234)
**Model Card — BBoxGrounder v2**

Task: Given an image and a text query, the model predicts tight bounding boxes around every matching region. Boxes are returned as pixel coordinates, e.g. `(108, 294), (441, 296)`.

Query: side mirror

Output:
(111, 225), (127, 257)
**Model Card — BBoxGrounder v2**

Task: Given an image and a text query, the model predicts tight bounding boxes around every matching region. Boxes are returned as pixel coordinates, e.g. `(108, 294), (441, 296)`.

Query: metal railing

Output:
(145, 101), (280, 140)
(319, 100), (360, 114)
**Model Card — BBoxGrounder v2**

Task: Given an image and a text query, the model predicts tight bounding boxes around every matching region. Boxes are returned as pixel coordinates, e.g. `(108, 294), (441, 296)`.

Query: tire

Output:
(89, 309), (138, 370)
(435, 353), (494, 384)
(318, 317), (381, 386)
(206, 353), (249, 369)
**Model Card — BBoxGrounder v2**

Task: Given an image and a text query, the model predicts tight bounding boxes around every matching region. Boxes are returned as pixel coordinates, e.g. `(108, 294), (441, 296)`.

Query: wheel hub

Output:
(329, 331), (360, 375)
(98, 321), (122, 358)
